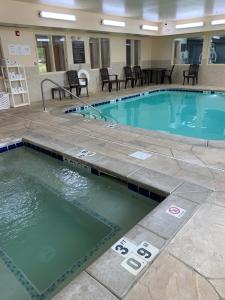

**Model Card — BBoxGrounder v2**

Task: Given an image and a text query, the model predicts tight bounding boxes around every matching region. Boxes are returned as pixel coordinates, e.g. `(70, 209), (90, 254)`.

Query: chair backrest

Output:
(133, 66), (142, 78)
(100, 68), (109, 81)
(170, 65), (175, 76)
(67, 70), (79, 86)
(189, 64), (199, 75)
(124, 66), (133, 78)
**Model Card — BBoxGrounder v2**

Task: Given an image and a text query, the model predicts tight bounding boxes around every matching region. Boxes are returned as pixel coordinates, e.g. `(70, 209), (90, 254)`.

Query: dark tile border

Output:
(24, 142), (63, 161)
(0, 141), (24, 153)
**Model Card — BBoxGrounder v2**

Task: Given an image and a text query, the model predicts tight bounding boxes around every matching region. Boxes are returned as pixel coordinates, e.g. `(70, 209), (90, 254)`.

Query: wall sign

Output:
(8, 44), (31, 56)
(72, 40), (85, 64)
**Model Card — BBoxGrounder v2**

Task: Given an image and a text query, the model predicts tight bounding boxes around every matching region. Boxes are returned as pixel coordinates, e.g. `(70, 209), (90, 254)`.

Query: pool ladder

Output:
(40, 78), (117, 124)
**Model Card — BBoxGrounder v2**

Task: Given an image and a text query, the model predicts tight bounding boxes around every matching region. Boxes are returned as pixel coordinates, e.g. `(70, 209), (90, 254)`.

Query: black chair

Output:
(66, 70), (88, 97)
(133, 66), (144, 86)
(183, 64), (199, 85)
(162, 65), (175, 84)
(100, 68), (120, 92)
(124, 66), (135, 88)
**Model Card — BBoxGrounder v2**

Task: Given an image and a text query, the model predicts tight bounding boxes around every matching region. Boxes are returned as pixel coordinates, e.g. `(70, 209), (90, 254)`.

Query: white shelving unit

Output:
(1, 64), (30, 107)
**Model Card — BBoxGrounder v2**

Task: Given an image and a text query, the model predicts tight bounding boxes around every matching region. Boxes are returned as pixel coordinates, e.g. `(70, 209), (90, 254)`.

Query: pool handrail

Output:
(40, 78), (117, 123)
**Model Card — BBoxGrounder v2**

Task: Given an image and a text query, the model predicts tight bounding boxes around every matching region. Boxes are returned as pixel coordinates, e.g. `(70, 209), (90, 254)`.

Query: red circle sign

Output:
(168, 206), (180, 215)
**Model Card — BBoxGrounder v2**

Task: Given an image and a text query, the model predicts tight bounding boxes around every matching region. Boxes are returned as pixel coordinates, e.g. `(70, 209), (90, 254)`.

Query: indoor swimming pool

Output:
(71, 90), (225, 140)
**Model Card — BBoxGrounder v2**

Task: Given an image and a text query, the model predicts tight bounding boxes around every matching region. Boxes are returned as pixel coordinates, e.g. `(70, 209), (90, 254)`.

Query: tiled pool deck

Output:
(1, 84), (225, 300)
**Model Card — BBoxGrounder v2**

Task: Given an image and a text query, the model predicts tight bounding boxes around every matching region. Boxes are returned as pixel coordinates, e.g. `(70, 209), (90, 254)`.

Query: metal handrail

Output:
(40, 78), (113, 122)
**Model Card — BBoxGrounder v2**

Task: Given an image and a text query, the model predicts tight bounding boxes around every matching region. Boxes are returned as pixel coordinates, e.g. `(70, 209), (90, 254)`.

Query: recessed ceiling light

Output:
(176, 22), (204, 29)
(39, 11), (76, 21)
(141, 24), (158, 31)
(211, 19), (225, 25)
(101, 19), (125, 27)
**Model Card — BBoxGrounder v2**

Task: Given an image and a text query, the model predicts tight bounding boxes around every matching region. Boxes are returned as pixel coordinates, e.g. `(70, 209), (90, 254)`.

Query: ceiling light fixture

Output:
(39, 11), (76, 21)
(141, 24), (158, 31)
(176, 22), (204, 29)
(211, 19), (225, 25)
(102, 19), (125, 27)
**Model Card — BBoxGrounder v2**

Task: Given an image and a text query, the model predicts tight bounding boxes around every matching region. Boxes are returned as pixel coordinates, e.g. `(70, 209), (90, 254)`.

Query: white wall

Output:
(0, 26), (152, 101)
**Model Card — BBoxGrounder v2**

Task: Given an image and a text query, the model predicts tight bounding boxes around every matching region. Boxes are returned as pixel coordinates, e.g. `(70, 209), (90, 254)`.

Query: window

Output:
(101, 38), (110, 68)
(134, 40), (141, 66)
(36, 35), (66, 73)
(89, 37), (110, 69)
(173, 37), (203, 65)
(36, 35), (52, 73)
(126, 39), (132, 66)
(208, 35), (225, 64)
(126, 39), (141, 66)
(52, 36), (66, 71)
(89, 38), (100, 69)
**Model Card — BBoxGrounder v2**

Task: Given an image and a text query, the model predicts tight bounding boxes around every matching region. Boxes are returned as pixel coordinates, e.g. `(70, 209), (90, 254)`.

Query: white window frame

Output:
(35, 34), (67, 74)
(89, 37), (111, 69)
(126, 39), (141, 67)
(207, 34), (225, 66)
(171, 37), (204, 66)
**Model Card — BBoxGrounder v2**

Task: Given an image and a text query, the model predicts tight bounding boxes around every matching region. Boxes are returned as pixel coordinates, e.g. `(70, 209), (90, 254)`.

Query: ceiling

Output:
(13, 0), (225, 22)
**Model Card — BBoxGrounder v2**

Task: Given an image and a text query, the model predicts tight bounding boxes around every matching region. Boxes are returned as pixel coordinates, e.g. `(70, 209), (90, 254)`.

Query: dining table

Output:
(142, 67), (167, 84)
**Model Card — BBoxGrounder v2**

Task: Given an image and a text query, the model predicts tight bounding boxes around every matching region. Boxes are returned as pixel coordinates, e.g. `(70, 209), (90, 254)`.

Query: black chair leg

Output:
(86, 87), (89, 96)
(183, 77), (185, 85)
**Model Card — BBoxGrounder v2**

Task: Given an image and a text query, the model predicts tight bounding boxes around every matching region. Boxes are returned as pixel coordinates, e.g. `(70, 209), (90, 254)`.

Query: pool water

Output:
(0, 147), (158, 300)
(81, 91), (225, 140)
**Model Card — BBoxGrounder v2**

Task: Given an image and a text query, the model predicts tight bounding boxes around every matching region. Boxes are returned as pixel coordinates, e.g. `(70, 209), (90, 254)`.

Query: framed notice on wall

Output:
(8, 44), (31, 56)
(72, 40), (85, 64)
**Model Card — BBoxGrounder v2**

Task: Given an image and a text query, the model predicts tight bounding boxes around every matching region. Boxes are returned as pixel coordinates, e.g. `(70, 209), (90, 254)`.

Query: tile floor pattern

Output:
(1, 84), (225, 300)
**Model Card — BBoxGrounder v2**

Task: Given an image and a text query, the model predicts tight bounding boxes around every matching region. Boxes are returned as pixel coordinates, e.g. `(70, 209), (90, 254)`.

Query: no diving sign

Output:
(166, 205), (186, 219)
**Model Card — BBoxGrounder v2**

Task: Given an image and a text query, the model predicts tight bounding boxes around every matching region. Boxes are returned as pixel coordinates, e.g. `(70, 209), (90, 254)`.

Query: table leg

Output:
(150, 70), (153, 83)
